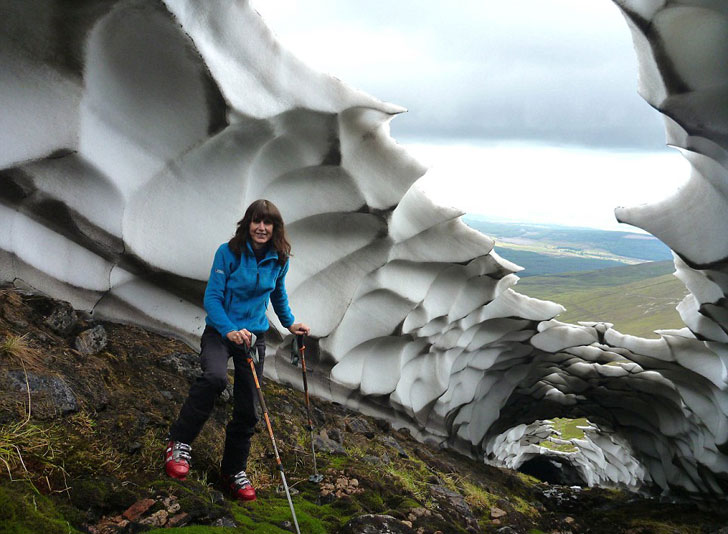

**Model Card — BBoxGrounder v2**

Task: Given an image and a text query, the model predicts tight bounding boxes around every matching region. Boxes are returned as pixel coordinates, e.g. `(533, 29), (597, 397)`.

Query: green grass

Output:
(0, 483), (82, 534)
(539, 418), (589, 453)
(515, 261), (687, 338)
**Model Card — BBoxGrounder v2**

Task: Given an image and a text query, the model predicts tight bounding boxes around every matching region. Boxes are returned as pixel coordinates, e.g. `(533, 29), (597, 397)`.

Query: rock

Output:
(429, 485), (481, 534)
(327, 427), (344, 443)
(340, 514), (414, 534)
(44, 301), (78, 336)
(407, 508), (431, 521)
(217, 382), (234, 405)
(74, 325), (107, 354)
(379, 435), (408, 458)
(346, 417), (374, 437)
(490, 506), (507, 519)
(212, 516), (237, 527)
(159, 352), (202, 381)
(363, 452), (391, 465)
(139, 509), (168, 527)
(312, 405), (326, 426)
(122, 498), (156, 521)
(315, 430), (346, 455)
(167, 512), (190, 528)
(415, 447), (456, 473)
(7, 370), (78, 415)
(374, 418), (390, 433)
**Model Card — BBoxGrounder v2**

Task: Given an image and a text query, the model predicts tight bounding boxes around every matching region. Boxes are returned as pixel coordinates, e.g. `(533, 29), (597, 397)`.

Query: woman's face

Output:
(249, 217), (274, 248)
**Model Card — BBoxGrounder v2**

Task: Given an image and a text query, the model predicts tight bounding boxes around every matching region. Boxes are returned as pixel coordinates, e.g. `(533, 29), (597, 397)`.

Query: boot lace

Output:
(169, 441), (192, 463)
(230, 470), (252, 489)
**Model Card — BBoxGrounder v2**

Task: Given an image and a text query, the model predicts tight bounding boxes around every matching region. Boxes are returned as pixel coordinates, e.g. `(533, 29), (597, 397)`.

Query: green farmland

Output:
(514, 261), (688, 338)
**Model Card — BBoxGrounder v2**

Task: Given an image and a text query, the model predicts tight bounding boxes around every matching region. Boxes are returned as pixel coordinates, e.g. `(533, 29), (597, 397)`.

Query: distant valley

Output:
(463, 215), (673, 277)
(464, 216), (687, 338)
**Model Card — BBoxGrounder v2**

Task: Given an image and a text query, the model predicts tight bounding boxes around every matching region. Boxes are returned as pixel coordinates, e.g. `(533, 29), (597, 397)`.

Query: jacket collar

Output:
(245, 240), (278, 262)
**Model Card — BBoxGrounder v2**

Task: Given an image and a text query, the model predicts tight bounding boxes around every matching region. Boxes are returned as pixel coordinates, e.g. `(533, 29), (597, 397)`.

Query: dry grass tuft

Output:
(0, 333), (46, 372)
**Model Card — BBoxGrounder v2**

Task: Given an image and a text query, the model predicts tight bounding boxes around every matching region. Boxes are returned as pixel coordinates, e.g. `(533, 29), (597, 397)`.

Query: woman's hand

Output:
(288, 323), (310, 336)
(226, 329), (252, 347)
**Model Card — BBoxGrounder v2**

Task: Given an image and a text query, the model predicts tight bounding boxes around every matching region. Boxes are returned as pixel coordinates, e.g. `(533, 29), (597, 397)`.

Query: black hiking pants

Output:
(169, 325), (265, 475)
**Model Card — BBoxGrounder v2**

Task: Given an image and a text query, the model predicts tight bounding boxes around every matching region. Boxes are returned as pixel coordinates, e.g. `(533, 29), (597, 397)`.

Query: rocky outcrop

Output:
(1, 0), (727, 497)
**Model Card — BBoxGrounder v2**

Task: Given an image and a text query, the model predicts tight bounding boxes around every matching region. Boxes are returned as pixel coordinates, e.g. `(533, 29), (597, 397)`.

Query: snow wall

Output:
(1, 0), (727, 496)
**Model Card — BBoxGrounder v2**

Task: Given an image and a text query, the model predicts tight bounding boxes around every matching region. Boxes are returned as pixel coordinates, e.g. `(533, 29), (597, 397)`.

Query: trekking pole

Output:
(246, 336), (301, 534)
(292, 335), (323, 483)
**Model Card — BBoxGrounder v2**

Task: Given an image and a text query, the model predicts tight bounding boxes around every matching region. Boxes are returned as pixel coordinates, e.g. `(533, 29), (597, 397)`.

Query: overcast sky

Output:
(250, 0), (688, 231)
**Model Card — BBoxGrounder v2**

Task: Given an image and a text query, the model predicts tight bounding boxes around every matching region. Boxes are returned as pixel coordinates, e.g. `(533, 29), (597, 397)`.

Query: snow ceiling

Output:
(1, 0), (727, 496)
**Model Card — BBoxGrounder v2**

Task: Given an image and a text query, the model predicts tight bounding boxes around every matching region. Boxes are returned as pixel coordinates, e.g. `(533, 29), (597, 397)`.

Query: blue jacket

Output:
(204, 242), (295, 337)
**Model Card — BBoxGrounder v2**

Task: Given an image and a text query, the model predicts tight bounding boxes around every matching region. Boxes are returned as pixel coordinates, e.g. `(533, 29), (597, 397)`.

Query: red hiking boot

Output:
(164, 440), (191, 480)
(222, 470), (256, 501)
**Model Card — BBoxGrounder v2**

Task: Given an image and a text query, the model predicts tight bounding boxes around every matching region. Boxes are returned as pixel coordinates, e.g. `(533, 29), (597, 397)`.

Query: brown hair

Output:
(228, 199), (291, 265)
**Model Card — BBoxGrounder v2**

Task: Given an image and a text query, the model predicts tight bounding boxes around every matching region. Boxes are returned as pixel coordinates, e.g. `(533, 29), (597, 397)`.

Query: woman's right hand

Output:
(226, 329), (251, 347)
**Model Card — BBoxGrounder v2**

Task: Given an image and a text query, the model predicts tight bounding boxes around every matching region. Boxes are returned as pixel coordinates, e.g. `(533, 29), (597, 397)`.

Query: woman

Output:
(164, 199), (310, 502)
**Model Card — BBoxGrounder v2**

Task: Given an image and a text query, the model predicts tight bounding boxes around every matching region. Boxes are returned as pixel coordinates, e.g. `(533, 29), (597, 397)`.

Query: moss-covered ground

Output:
(1, 286), (726, 534)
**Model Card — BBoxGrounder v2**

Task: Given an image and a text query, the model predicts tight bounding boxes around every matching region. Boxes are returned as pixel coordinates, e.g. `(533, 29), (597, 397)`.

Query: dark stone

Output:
(167, 513), (191, 528)
(312, 405), (326, 426)
(429, 485), (481, 534)
(346, 417), (374, 438)
(363, 455), (389, 466)
(340, 514), (413, 534)
(415, 447), (456, 474)
(159, 352), (201, 381)
(74, 325), (107, 354)
(378, 435), (408, 458)
(314, 430), (346, 455)
(44, 300), (78, 335)
(160, 391), (173, 400)
(327, 427), (344, 443)
(374, 418), (390, 433)
(8, 370), (78, 414)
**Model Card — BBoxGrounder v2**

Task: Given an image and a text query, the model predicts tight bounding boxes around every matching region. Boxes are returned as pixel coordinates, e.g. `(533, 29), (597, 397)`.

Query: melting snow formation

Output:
(1, 0), (727, 496)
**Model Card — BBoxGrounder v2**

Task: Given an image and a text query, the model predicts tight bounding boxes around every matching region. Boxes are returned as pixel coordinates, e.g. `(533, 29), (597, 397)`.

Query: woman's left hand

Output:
(288, 323), (310, 336)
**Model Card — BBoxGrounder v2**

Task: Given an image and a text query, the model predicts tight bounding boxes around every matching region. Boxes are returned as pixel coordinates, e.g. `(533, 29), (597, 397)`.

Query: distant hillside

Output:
(493, 248), (629, 277)
(464, 216), (672, 262)
(515, 261), (688, 338)
(463, 216), (688, 337)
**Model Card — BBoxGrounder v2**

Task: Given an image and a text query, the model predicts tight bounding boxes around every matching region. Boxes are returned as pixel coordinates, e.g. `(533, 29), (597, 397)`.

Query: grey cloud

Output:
(254, 0), (666, 150)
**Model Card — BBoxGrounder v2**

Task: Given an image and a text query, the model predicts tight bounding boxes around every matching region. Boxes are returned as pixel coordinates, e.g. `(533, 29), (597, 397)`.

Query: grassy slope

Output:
(515, 261), (688, 338)
(1, 286), (723, 534)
